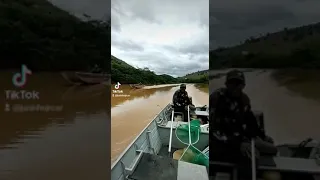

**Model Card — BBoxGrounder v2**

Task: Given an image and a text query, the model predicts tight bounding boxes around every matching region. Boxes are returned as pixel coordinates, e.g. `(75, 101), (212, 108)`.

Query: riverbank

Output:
(142, 84), (179, 89)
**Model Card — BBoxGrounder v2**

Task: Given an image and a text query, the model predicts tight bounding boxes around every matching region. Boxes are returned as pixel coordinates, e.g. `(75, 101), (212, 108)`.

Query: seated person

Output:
(209, 70), (277, 163)
(173, 84), (193, 122)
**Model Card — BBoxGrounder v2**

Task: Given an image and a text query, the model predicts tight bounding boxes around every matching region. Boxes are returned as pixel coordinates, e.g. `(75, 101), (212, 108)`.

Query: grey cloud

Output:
(178, 44), (209, 55)
(49, 0), (110, 20)
(211, 5), (295, 30)
(111, 0), (208, 76)
(156, 62), (203, 77)
(162, 43), (208, 57)
(112, 35), (144, 52)
(128, 1), (160, 23)
(111, 14), (121, 32)
(113, 0), (207, 26)
(209, 0), (320, 49)
(123, 51), (206, 77)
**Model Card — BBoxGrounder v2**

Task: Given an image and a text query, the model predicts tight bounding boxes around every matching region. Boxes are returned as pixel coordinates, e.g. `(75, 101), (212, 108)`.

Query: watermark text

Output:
(5, 104), (63, 112)
(5, 90), (40, 100)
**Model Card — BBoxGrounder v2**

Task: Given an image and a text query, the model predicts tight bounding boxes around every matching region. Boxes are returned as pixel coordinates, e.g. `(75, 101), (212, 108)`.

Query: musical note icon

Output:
(115, 82), (121, 89)
(12, 64), (32, 88)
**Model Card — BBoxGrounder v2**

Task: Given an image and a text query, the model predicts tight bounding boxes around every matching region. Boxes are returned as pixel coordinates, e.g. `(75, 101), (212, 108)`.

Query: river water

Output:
(210, 69), (320, 145)
(111, 84), (209, 163)
(0, 72), (110, 180)
(1, 69), (319, 179)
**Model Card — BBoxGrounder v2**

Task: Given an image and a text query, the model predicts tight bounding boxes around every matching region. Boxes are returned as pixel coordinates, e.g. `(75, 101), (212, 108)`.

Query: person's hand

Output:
(264, 136), (274, 144)
(240, 142), (260, 160)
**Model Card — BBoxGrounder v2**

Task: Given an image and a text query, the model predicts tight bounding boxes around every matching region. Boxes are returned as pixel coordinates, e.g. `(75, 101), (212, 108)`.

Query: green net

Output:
(175, 119), (209, 167)
(175, 119), (201, 144)
(179, 146), (209, 166)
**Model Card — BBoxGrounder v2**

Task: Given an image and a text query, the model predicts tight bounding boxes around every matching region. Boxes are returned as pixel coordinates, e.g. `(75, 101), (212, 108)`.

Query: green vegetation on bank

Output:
(111, 55), (177, 84)
(210, 22), (320, 69)
(178, 70), (209, 83)
(111, 55), (208, 84)
(0, 0), (110, 72)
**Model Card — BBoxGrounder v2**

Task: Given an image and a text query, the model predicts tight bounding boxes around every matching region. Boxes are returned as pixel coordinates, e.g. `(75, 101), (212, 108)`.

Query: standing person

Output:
(173, 84), (193, 122)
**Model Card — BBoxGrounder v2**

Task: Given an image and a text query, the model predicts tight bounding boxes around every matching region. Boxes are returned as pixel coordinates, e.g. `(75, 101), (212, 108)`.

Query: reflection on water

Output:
(0, 72), (109, 180)
(111, 84), (208, 162)
(210, 69), (320, 145)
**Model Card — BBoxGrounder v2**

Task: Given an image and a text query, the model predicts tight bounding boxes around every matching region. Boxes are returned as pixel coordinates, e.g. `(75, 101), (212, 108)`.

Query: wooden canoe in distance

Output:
(130, 84), (145, 89)
(61, 72), (110, 85)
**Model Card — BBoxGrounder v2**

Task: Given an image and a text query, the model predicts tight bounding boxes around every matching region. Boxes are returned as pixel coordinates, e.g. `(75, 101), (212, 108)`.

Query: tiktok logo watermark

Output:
(12, 64), (32, 88)
(4, 65), (40, 100)
(3, 65), (63, 113)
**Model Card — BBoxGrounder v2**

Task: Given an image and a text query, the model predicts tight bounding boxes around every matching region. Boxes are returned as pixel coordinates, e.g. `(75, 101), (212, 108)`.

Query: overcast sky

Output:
(50, 0), (209, 77)
(210, 0), (320, 49)
(49, 0), (111, 20)
(111, 0), (209, 77)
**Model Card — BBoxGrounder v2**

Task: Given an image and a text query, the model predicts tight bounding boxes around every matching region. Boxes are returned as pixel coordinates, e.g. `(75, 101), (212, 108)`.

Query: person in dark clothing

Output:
(173, 84), (193, 122)
(209, 69), (277, 164)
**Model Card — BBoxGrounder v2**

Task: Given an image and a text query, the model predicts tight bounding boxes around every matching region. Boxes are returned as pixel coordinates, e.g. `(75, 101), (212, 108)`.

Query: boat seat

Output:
(128, 152), (209, 180)
(211, 156), (320, 174)
(259, 157), (320, 174)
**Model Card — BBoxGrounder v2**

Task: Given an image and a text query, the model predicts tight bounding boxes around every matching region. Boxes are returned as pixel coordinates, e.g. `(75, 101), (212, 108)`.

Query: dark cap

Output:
(180, 84), (186, 88)
(226, 70), (245, 83)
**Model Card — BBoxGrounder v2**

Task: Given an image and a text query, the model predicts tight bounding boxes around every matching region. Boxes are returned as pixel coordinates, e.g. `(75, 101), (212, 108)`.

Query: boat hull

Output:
(61, 72), (110, 85)
(130, 84), (145, 89)
(111, 103), (210, 180)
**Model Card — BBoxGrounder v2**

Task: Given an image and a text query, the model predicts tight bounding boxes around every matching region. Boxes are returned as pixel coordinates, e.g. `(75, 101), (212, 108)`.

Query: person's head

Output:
(180, 84), (186, 92)
(225, 69), (245, 97)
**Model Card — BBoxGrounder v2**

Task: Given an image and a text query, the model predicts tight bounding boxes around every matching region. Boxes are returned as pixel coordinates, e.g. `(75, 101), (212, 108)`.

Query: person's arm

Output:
(172, 91), (179, 105)
(243, 97), (266, 139)
(209, 90), (223, 133)
(185, 92), (192, 105)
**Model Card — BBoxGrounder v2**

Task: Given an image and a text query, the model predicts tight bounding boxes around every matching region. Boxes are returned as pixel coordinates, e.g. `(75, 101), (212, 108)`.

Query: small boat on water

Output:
(111, 103), (210, 180)
(111, 101), (320, 180)
(130, 83), (145, 89)
(61, 72), (110, 85)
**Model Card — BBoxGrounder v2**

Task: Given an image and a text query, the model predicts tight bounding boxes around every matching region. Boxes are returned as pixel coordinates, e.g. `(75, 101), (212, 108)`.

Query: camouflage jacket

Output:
(209, 88), (265, 143)
(173, 89), (191, 107)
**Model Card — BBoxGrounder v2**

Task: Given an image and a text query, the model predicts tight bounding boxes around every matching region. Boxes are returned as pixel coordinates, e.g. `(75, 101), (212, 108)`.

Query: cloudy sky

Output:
(111, 0), (209, 77)
(49, 0), (110, 20)
(210, 0), (320, 49)
(49, 0), (208, 77)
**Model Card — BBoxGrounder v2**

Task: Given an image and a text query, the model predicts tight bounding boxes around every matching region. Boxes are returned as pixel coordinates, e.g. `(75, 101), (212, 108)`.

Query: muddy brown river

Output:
(1, 69), (320, 179)
(0, 72), (110, 180)
(210, 69), (320, 145)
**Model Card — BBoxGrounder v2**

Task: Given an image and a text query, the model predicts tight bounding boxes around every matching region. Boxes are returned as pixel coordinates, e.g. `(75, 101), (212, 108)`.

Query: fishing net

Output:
(175, 119), (201, 145)
(175, 119), (209, 167)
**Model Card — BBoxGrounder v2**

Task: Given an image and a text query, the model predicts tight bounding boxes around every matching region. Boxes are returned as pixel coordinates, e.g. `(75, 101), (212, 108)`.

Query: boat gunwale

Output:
(111, 103), (170, 169)
(159, 122), (210, 134)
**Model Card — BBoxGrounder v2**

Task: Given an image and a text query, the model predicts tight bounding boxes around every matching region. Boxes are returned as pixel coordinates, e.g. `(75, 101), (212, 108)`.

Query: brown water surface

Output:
(0, 72), (109, 180)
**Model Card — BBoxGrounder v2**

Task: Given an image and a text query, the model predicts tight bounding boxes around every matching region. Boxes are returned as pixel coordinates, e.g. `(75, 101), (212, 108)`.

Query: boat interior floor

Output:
(157, 145), (179, 157)
(128, 152), (209, 180)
